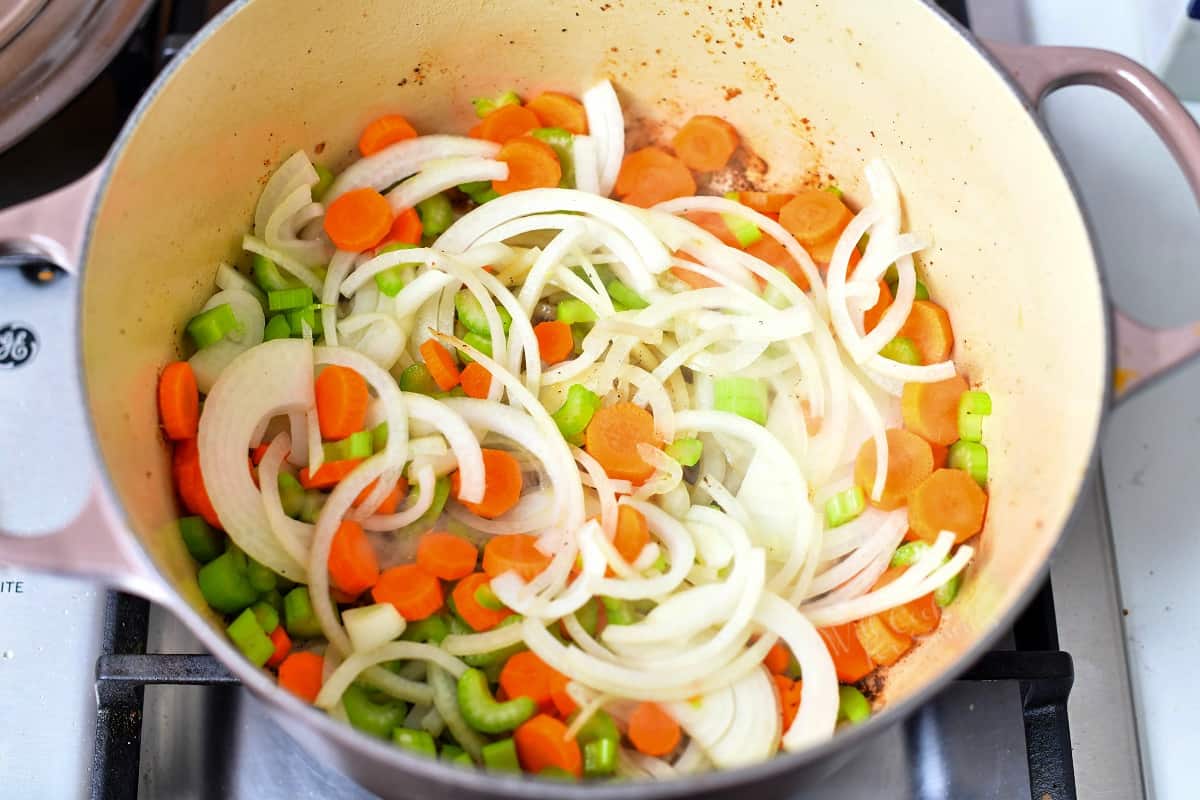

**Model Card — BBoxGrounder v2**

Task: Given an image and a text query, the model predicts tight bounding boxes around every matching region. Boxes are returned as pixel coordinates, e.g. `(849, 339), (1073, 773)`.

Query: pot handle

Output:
(0, 167), (172, 606)
(986, 41), (1200, 402)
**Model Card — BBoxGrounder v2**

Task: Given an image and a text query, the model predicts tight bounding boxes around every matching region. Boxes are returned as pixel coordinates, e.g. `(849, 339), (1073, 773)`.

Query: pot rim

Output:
(74, 0), (1113, 795)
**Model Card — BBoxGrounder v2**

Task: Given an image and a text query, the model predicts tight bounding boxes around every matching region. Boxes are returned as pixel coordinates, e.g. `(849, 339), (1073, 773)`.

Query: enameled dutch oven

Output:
(3, 1), (1200, 797)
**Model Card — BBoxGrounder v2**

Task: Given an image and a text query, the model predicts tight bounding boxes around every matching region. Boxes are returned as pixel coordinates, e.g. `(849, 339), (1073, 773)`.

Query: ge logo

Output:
(0, 322), (37, 369)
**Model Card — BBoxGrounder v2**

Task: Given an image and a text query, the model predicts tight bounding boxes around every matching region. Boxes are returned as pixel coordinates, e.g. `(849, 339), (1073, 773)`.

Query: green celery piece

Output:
(948, 440), (988, 486)
(471, 90), (520, 118)
(283, 586), (323, 638)
(323, 430), (373, 462)
(837, 685), (871, 723)
(246, 559), (277, 593)
(250, 600), (279, 633)
(713, 376), (768, 426)
(958, 391), (992, 443)
(456, 668), (536, 733)
(401, 614), (450, 644)
(263, 314), (293, 341)
(824, 185), (844, 198)
(392, 727), (437, 756)
(601, 596), (635, 625)
(914, 279), (930, 301)
(880, 336), (921, 366)
(312, 164), (334, 201)
(605, 279), (649, 310)
(285, 306), (323, 337)
(551, 384), (601, 444)
(267, 286), (314, 312)
(935, 569), (963, 607)
(556, 299), (598, 325)
(178, 516), (223, 563)
(720, 213), (763, 248)
(186, 303), (241, 349)
(277, 472), (305, 518)
(890, 541), (930, 568)
(575, 597), (601, 637)
(458, 330), (492, 364)
(481, 738), (520, 772)
(251, 253), (299, 292)
(455, 290), (512, 336)
(571, 708), (619, 745)
(530, 127), (575, 188)
(825, 487), (867, 528)
(197, 550), (258, 614)
(396, 476), (451, 537)
(416, 193), (454, 238)
(583, 738), (616, 777)
(343, 683), (407, 739)
(371, 421), (388, 452)
(474, 583), (507, 612)
(226, 608), (275, 666)
(665, 437), (703, 467)
(399, 363), (441, 395)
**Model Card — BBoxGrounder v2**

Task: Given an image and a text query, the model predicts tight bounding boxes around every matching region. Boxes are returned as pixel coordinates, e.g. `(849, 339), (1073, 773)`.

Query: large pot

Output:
(3, 1), (1199, 797)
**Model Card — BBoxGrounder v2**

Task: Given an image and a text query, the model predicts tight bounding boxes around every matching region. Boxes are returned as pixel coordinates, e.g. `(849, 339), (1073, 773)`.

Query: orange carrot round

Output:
(818, 624), (875, 683)
(908, 468), (988, 544)
(628, 702), (681, 757)
(548, 671), (578, 717)
(476, 104), (540, 143)
(278, 651), (324, 703)
(533, 320), (573, 364)
(901, 376), (968, 446)
(898, 300), (954, 364)
(526, 92), (589, 134)
(451, 448), (522, 519)
(494, 136), (562, 195)
(684, 211), (741, 248)
(266, 626), (292, 668)
(482, 534), (552, 582)
(459, 362), (492, 398)
(358, 114), (417, 156)
(584, 402), (658, 482)
(746, 236), (810, 291)
(419, 338), (461, 391)
(173, 438), (221, 529)
(299, 458), (363, 489)
(874, 566), (941, 636)
(372, 564), (443, 621)
(672, 115), (740, 172)
(854, 614), (912, 666)
(315, 364), (369, 440)
(324, 188), (394, 252)
(863, 278), (892, 332)
(763, 641), (792, 675)
(515, 714), (582, 776)
(383, 206), (422, 246)
(452, 572), (513, 631)
(416, 532), (478, 581)
(778, 189), (853, 246)
(353, 477), (409, 514)
(612, 505), (649, 564)
(738, 191), (794, 214)
(499, 651), (562, 714)
(327, 520), (379, 596)
(614, 147), (697, 208)
(854, 428), (935, 510)
(773, 673), (802, 730)
(158, 362), (199, 440)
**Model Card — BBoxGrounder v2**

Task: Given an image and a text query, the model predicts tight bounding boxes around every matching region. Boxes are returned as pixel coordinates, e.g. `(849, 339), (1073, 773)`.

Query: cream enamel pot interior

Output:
(4, 1), (1200, 797)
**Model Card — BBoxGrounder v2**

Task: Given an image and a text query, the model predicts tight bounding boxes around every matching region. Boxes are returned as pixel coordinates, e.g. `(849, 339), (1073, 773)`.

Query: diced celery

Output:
(471, 90), (520, 119)
(666, 437), (703, 467)
(186, 303), (241, 349)
(556, 298), (598, 325)
(263, 314), (292, 341)
(267, 287), (314, 312)
(948, 440), (988, 486)
(824, 486), (866, 528)
(227, 608), (275, 666)
(323, 430), (373, 462)
(713, 376), (768, 425)
(958, 390), (992, 443)
(720, 213), (763, 248)
(880, 336), (921, 366)
(605, 280), (649, 310)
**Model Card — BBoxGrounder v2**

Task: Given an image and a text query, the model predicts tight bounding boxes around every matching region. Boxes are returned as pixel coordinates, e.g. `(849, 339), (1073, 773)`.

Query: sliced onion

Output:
(581, 80), (624, 196)
(256, 432), (314, 566)
(315, 641), (468, 709)
(325, 135), (501, 202)
(589, 500), (696, 599)
(385, 157), (508, 212)
(755, 592), (838, 751)
(242, 234), (324, 293)
(572, 134), (601, 194)
(254, 150), (318, 235)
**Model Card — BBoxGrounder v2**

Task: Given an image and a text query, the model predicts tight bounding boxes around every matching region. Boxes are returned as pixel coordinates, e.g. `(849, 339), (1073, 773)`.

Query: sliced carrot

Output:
(929, 442), (949, 469)
(670, 251), (721, 289)
(684, 211), (741, 248)
(459, 362), (492, 398)
(738, 191), (794, 214)
(863, 278), (892, 332)
(251, 443), (271, 466)
(614, 147), (696, 207)
(299, 458), (362, 489)
(526, 92), (588, 134)
(324, 187), (393, 252)
(514, 714), (582, 777)
(416, 532), (478, 581)
(854, 428), (935, 510)
(612, 505), (649, 564)
(898, 300), (954, 364)
(327, 520), (379, 596)
(382, 206), (422, 246)
(476, 104), (540, 143)
(773, 673), (803, 730)
(672, 115), (740, 172)
(778, 189), (853, 246)
(452, 572), (513, 631)
(315, 364), (369, 440)
(584, 402), (658, 482)
(266, 626), (292, 668)
(818, 623), (875, 683)
(746, 236), (810, 291)
(549, 671), (578, 717)
(533, 320), (573, 364)
(278, 651), (324, 703)
(173, 438), (221, 529)
(352, 477), (409, 514)
(483, 533), (552, 582)
(494, 136), (562, 194)
(419, 339), (461, 391)
(908, 468), (988, 544)
(451, 448), (522, 519)
(499, 650), (563, 714)
(901, 376), (968, 446)
(158, 362), (199, 440)
(358, 114), (417, 156)
(854, 614), (913, 667)
(372, 563), (443, 621)
(628, 702), (681, 757)
(874, 567), (941, 636)
(763, 642), (792, 675)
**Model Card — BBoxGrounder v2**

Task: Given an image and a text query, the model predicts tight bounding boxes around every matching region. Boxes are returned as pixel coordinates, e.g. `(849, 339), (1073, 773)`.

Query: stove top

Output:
(0, 1), (1145, 799)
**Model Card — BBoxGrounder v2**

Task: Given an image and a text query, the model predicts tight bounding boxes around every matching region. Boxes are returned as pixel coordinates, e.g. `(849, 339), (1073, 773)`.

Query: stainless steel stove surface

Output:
(0, 0), (1149, 799)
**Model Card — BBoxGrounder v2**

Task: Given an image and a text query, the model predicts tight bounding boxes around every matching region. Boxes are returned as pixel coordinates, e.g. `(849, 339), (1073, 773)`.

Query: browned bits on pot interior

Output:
(723, 86), (742, 101)
(314, 141), (326, 155)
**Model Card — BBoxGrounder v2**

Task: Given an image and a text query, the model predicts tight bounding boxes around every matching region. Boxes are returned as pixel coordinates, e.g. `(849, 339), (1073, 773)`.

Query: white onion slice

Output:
(315, 641), (468, 709)
(325, 135), (501, 202)
(581, 80), (624, 196)
(385, 157), (508, 212)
